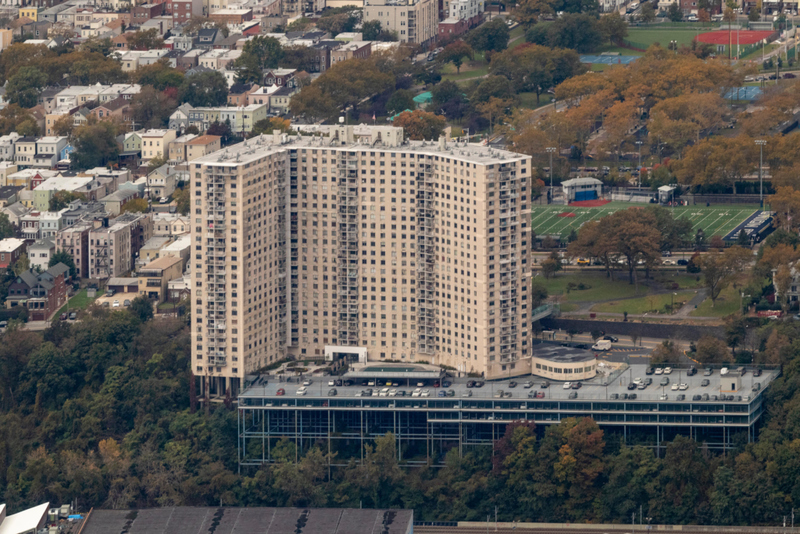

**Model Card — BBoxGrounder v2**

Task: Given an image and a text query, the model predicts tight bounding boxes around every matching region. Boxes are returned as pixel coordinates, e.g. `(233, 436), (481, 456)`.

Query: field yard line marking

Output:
(538, 210), (570, 235)
(532, 209), (564, 234)
(693, 209), (719, 233)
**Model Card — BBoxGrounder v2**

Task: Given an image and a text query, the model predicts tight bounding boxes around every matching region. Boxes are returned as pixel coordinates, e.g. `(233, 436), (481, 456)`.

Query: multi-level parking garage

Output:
(237, 355), (778, 467)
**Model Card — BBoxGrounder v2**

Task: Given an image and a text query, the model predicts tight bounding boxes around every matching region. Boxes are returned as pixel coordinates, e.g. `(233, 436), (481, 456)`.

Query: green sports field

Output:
(531, 202), (761, 239)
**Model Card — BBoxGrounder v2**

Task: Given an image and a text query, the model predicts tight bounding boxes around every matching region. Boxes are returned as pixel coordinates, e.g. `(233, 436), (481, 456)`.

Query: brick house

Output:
(6, 263), (69, 321)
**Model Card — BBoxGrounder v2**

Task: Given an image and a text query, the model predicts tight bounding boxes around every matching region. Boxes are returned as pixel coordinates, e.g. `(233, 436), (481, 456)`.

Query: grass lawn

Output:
(518, 92), (553, 109)
(626, 28), (703, 49)
(530, 202), (761, 240)
(590, 290), (696, 314)
(56, 288), (97, 316)
(559, 302), (579, 312)
(652, 272), (704, 290)
(537, 272), (649, 302)
(690, 285), (742, 318)
(740, 43), (778, 61)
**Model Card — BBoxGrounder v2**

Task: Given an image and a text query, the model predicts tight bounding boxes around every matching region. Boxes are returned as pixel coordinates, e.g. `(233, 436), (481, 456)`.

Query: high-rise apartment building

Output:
(192, 126), (533, 397)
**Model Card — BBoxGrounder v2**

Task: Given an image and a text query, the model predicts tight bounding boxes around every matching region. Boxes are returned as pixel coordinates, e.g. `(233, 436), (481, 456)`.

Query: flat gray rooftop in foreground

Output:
(81, 507), (413, 534)
(241, 363), (778, 405)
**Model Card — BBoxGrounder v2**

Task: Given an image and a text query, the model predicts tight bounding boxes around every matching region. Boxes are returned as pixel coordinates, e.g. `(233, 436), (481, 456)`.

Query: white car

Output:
(112, 299), (120, 308)
(663, 367), (673, 375)
(411, 388), (422, 397)
(633, 377), (643, 385)
(563, 382), (572, 389)
(663, 259), (676, 266)
(328, 379), (335, 386)
(660, 393), (669, 400)
(523, 381), (533, 388)
(379, 387), (390, 397)
(671, 383), (679, 391)
(421, 389), (431, 397)
(388, 389), (398, 397)
(679, 383), (689, 391)
(654, 368), (664, 375)
(303, 379), (312, 386)
(159, 197), (169, 204)
(296, 386), (307, 396)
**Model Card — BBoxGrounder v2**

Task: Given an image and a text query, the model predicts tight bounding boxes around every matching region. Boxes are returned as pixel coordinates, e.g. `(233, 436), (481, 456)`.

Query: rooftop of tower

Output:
(190, 125), (530, 168)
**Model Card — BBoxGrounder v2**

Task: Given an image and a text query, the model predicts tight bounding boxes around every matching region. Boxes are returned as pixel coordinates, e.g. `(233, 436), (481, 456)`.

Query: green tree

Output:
(472, 74), (515, 103)
(126, 28), (164, 50)
(667, 2), (683, 21)
(736, 228), (750, 246)
(128, 295), (154, 323)
(515, 0), (555, 27)
(251, 117), (291, 135)
(696, 246), (752, 306)
(48, 251), (77, 278)
(13, 253), (29, 276)
(361, 20), (397, 41)
(748, 6), (760, 21)
(393, 110), (446, 140)
(179, 71), (229, 107)
(467, 18), (510, 53)
(439, 40), (474, 73)
(695, 335), (732, 364)
(70, 121), (120, 170)
(49, 191), (86, 211)
(639, 2), (656, 23)
(5, 66), (47, 108)
(131, 86), (176, 129)
(120, 198), (149, 214)
(598, 11), (628, 43)
(546, 13), (604, 52)
(490, 43), (585, 103)
(386, 89), (416, 114)
(0, 212), (15, 240)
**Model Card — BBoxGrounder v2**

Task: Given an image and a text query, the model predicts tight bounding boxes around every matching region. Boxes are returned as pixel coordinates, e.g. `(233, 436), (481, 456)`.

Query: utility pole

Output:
(546, 147), (556, 204)
(755, 139), (766, 207)
(635, 140), (643, 187)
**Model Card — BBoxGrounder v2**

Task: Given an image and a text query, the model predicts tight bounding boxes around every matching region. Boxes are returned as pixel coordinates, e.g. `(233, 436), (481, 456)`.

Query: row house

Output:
(89, 97), (131, 123)
(197, 48), (241, 70)
(33, 176), (94, 211)
(32, 136), (69, 168)
(0, 133), (20, 161)
(141, 129), (177, 162)
(152, 213), (189, 237)
(6, 263), (69, 321)
(170, 0), (202, 24)
(131, 2), (163, 25)
(28, 238), (55, 271)
(167, 133), (197, 164)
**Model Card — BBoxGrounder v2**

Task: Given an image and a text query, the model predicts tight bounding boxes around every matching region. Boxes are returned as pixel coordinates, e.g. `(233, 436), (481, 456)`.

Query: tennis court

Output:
(531, 202), (761, 239)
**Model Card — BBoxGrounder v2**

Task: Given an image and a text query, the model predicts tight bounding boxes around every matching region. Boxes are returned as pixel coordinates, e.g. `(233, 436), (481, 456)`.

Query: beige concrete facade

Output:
(138, 255), (183, 302)
(363, 0), (437, 44)
(191, 126), (533, 397)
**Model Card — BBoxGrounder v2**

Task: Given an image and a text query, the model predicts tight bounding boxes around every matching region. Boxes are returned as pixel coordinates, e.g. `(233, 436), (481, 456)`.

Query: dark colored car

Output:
(628, 393), (637, 400)
(677, 259), (689, 266)
(508, 381), (517, 388)
(753, 369), (763, 377)
(572, 382), (582, 389)
(442, 381), (451, 387)
(328, 388), (337, 396)
(335, 379), (343, 387)
(434, 381), (440, 388)
(540, 381), (550, 388)
(687, 367), (697, 376)
(627, 382), (637, 390)
(467, 380), (475, 388)
(474, 381), (485, 388)
(603, 335), (618, 342)
(677, 394), (685, 401)
(343, 380), (353, 386)
(645, 367), (655, 375)
(568, 392), (578, 399)
(60, 313), (67, 320)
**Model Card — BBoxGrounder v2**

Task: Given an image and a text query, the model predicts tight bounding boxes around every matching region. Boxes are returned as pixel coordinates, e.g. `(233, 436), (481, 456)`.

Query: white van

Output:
(592, 339), (612, 351)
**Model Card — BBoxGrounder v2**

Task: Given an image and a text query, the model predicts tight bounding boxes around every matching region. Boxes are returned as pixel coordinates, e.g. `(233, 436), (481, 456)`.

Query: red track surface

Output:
(696, 30), (774, 45)
(568, 199), (610, 207)
(557, 212), (576, 217)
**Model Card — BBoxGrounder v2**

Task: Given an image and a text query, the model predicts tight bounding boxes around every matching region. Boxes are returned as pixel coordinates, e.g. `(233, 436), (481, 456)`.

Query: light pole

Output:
(635, 140), (643, 187)
(546, 147), (556, 204)
(755, 139), (766, 207)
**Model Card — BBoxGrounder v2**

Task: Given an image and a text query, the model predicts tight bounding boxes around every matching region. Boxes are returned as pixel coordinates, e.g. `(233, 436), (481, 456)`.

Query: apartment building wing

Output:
(88, 215), (150, 280)
(0, 133), (20, 162)
(185, 135), (221, 161)
(56, 223), (92, 278)
(141, 129), (178, 162)
(138, 254), (183, 302)
(363, 0), (438, 44)
(168, 133), (198, 164)
(190, 125), (533, 398)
